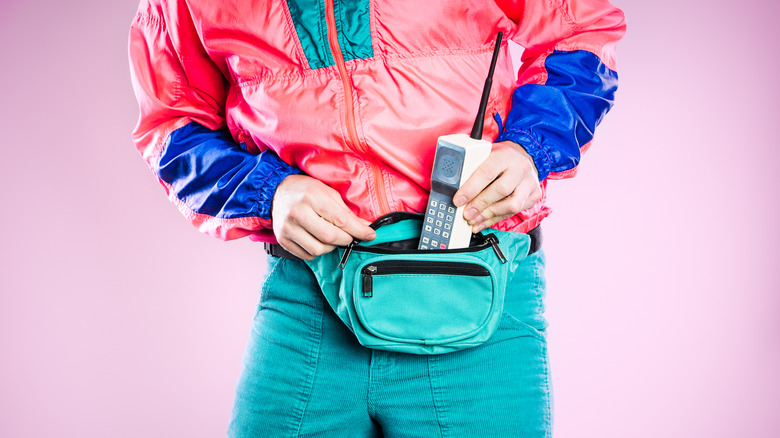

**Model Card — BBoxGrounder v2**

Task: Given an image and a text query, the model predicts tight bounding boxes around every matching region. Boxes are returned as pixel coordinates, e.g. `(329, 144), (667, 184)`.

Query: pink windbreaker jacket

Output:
(129, 0), (626, 243)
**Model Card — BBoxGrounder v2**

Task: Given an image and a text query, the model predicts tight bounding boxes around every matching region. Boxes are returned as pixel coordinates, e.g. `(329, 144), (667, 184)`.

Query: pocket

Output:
(351, 257), (499, 345)
(500, 310), (548, 342)
(256, 256), (287, 317)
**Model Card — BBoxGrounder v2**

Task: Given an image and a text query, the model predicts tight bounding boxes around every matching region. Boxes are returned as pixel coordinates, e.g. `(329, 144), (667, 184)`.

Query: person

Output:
(128, 0), (625, 436)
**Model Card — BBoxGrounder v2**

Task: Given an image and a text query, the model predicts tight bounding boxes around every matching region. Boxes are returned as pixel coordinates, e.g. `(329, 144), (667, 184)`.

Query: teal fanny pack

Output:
(304, 212), (531, 355)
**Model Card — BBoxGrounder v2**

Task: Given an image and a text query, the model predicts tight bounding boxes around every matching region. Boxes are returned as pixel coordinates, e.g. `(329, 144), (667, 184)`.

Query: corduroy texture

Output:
(228, 246), (551, 437)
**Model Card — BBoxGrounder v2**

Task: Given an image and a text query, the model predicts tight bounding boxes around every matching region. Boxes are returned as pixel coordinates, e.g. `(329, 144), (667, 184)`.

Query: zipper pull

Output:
(487, 234), (508, 264)
(338, 240), (357, 269)
(362, 265), (376, 297)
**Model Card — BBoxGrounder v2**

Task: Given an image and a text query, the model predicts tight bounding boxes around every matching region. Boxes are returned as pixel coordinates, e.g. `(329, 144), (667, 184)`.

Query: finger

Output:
(313, 191), (376, 241)
(280, 225), (336, 260)
(468, 165), (542, 223)
(468, 195), (522, 232)
(462, 172), (521, 224)
(452, 155), (505, 208)
(297, 206), (355, 247)
(472, 212), (514, 233)
(277, 234), (316, 261)
(470, 180), (542, 232)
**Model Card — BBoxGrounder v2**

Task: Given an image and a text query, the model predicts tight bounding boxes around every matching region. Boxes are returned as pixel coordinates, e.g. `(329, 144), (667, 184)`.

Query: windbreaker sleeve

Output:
(128, 1), (301, 242)
(494, 0), (626, 181)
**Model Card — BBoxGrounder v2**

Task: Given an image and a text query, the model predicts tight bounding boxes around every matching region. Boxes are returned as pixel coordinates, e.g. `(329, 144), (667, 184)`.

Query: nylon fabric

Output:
(303, 213), (531, 354)
(286, 0), (334, 69)
(129, 0), (625, 241)
(496, 50), (619, 180)
(333, 0), (373, 62)
(158, 122), (303, 219)
(354, 267), (495, 342)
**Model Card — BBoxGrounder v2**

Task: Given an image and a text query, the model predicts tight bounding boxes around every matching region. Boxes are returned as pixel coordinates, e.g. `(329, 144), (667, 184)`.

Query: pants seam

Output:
(367, 349), (377, 419)
(289, 295), (325, 437)
(542, 342), (553, 437)
(427, 355), (447, 438)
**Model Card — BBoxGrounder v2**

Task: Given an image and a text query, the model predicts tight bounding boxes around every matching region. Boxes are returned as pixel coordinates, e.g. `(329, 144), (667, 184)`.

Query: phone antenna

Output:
(470, 31), (503, 140)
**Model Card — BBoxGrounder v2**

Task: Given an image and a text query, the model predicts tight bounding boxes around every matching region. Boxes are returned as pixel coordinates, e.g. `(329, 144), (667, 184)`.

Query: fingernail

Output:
(365, 232), (376, 241)
(464, 207), (479, 220)
(454, 196), (467, 207)
(473, 223), (485, 233)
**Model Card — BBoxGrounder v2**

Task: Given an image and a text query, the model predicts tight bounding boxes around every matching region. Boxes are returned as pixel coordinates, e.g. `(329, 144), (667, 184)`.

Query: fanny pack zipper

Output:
(361, 261), (491, 298)
(339, 233), (506, 269)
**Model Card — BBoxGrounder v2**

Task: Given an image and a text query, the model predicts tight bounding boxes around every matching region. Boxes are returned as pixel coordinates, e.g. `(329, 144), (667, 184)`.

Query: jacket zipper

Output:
(323, 0), (391, 216)
(361, 261), (491, 297)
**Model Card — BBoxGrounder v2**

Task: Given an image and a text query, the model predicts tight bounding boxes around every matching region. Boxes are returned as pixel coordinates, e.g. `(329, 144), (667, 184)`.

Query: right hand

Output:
(271, 174), (376, 260)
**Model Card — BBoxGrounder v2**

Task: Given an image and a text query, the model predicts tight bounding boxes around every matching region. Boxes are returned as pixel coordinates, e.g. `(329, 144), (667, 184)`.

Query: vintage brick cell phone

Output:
(419, 32), (503, 250)
(418, 136), (491, 249)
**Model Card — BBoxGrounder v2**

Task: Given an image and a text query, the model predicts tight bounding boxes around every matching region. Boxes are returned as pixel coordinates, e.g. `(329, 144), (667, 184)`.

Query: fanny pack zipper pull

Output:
(338, 241), (357, 269)
(362, 265), (376, 297)
(486, 234), (508, 264)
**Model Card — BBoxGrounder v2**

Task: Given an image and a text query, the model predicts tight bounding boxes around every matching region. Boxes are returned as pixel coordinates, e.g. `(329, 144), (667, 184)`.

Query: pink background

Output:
(1, 0), (778, 436)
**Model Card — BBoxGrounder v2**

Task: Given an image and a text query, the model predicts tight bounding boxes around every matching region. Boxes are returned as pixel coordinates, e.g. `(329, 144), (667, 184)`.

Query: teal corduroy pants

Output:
(228, 248), (552, 437)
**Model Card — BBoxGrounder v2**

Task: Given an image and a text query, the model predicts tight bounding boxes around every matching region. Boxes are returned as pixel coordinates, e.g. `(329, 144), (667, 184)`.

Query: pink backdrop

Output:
(1, 1), (778, 437)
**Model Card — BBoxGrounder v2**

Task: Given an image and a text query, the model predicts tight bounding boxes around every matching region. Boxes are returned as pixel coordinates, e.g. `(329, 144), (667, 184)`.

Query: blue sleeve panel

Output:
(157, 122), (303, 220)
(496, 50), (619, 181)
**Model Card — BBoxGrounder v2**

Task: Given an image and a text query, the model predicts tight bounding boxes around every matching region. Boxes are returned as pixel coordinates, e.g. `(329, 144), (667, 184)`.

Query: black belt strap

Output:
(265, 225), (542, 262)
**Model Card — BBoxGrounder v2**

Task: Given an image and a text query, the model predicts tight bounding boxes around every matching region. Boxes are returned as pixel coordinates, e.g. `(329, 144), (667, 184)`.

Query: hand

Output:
(271, 174), (376, 260)
(452, 141), (542, 233)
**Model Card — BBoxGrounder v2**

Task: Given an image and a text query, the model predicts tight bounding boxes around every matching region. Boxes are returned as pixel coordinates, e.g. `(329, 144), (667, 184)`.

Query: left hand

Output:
(452, 141), (542, 233)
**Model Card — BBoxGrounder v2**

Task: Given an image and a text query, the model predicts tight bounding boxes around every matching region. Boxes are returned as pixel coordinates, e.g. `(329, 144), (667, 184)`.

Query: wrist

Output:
(496, 140), (539, 178)
(271, 174), (308, 217)
(256, 152), (305, 220)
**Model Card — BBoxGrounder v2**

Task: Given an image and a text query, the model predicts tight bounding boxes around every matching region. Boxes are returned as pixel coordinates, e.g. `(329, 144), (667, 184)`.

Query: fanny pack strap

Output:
(266, 222), (543, 262)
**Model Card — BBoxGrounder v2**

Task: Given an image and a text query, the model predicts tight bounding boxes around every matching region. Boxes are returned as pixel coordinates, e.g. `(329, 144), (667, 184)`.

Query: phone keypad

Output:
(418, 193), (458, 250)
